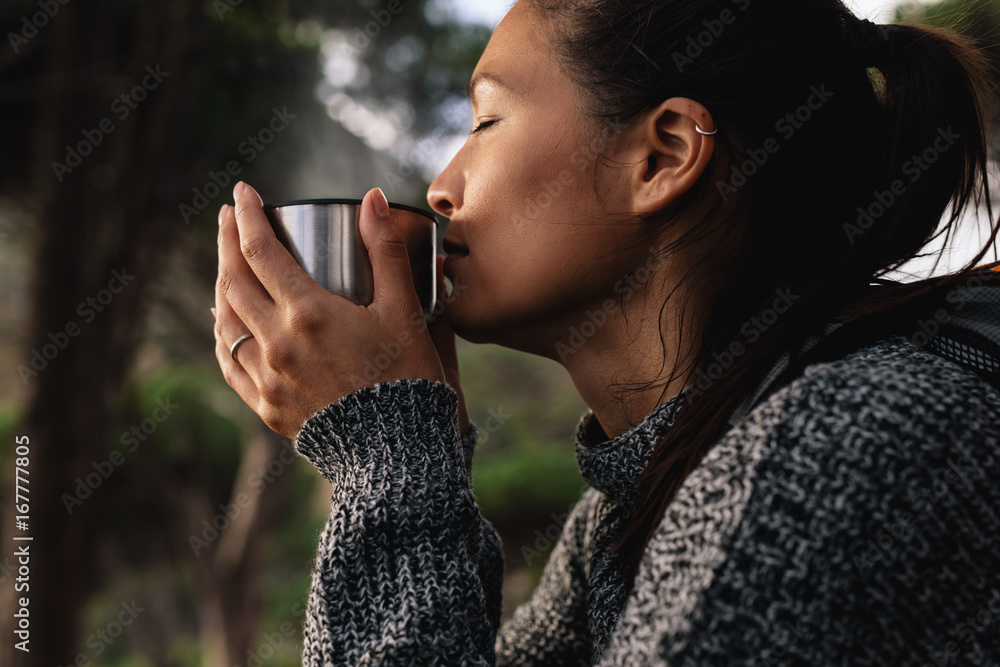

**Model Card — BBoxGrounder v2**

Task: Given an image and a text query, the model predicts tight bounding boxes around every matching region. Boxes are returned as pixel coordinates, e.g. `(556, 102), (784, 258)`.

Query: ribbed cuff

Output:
(293, 378), (467, 490)
(293, 378), (497, 664)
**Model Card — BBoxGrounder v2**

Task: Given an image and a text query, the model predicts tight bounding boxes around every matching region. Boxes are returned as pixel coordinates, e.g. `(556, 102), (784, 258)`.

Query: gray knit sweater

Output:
(293, 333), (1000, 665)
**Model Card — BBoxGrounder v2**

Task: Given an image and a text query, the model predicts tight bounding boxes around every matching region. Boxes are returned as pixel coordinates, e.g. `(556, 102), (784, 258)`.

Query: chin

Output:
(443, 305), (496, 345)
(436, 292), (498, 344)
(444, 299), (558, 358)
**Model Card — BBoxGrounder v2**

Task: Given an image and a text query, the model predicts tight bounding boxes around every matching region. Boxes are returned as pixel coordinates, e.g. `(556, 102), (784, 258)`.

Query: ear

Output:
(619, 97), (716, 214)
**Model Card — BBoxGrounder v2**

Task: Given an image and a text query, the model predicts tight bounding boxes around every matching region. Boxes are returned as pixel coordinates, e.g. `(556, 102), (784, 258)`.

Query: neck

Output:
(556, 287), (696, 440)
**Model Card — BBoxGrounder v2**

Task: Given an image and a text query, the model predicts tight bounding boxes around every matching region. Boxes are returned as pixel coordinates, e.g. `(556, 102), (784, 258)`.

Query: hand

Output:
(213, 182), (449, 441)
(427, 255), (471, 438)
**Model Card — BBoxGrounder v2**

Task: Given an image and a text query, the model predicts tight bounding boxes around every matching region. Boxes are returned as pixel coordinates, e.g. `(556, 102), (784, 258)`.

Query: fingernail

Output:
(218, 206), (227, 226)
(210, 307), (217, 318)
(443, 275), (454, 298)
(234, 181), (245, 201)
(373, 187), (391, 219)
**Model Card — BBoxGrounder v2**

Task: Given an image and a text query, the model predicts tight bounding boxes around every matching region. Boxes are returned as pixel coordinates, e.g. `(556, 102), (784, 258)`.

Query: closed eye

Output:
(469, 119), (499, 136)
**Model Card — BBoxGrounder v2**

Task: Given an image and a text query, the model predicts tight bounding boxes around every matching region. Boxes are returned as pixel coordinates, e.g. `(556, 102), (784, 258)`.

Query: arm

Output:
(294, 378), (497, 665)
(495, 488), (597, 665)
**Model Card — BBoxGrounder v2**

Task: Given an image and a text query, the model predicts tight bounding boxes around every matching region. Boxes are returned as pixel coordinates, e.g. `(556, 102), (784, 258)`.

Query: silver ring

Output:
(230, 333), (255, 362)
(695, 123), (718, 136)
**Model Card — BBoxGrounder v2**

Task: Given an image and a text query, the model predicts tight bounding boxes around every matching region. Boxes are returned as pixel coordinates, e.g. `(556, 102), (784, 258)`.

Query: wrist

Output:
(293, 378), (466, 489)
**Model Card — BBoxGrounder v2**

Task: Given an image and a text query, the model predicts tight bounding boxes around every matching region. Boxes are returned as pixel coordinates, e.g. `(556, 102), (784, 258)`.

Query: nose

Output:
(426, 148), (465, 218)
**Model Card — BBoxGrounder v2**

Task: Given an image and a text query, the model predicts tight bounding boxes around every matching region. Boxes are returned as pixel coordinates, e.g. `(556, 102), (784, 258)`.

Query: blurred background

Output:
(0, 0), (996, 664)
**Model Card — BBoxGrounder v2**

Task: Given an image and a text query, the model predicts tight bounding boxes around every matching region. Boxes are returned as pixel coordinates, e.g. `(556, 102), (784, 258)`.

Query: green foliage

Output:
(894, 0), (1000, 64)
(472, 445), (589, 516)
(459, 341), (592, 516)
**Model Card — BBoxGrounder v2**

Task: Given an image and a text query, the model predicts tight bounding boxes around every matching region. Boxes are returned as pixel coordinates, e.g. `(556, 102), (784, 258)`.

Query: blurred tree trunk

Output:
(150, 421), (293, 664)
(0, 0), (198, 663)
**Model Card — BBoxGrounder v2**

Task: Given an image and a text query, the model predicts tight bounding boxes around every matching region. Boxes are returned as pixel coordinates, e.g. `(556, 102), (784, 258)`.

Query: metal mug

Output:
(263, 198), (438, 315)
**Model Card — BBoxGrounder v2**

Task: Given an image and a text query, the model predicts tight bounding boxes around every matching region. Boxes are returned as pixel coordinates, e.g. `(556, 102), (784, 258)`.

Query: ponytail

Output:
(526, 0), (999, 592)
(615, 9), (999, 591)
(838, 12), (997, 291)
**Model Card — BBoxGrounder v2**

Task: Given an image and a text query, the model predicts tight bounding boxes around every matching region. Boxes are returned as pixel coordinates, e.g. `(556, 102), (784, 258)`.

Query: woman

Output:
(213, 0), (1000, 663)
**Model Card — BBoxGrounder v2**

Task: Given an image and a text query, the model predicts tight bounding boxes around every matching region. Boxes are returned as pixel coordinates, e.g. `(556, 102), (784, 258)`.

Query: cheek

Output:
(456, 119), (615, 300)
(465, 118), (583, 237)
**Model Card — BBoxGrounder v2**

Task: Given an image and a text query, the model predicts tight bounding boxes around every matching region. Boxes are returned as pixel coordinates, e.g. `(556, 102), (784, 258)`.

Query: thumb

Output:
(358, 187), (421, 317)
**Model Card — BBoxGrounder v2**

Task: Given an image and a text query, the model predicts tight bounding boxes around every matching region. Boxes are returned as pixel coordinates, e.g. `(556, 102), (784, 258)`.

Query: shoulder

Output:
(768, 334), (999, 490)
(667, 335), (1000, 664)
(748, 333), (1000, 579)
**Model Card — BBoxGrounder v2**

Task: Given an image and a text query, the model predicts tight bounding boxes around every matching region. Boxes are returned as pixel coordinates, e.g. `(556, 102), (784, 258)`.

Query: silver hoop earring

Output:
(695, 123), (718, 136)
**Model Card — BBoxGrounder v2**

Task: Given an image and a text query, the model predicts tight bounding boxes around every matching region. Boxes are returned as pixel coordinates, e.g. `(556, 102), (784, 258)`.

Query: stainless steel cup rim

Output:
(262, 198), (440, 225)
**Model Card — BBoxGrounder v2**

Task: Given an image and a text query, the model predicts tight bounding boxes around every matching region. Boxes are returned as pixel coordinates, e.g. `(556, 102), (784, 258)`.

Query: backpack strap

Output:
(728, 262), (1000, 427)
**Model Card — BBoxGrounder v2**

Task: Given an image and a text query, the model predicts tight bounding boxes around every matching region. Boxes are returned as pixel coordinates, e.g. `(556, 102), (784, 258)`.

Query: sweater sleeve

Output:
(495, 488), (597, 665)
(292, 378), (501, 665)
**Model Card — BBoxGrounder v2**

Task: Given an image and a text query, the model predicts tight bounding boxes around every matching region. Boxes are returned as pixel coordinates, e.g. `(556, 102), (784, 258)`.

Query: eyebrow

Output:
(464, 72), (517, 102)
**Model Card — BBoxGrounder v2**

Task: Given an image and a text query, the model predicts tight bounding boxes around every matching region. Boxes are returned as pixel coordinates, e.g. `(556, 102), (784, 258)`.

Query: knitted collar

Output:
(574, 390), (686, 508)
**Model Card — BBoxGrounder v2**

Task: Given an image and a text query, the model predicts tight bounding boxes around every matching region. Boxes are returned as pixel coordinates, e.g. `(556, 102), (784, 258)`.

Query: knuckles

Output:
(284, 300), (323, 335)
(378, 235), (411, 263)
(239, 233), (273, 265)
(216, 265), (240, 297)
(260, 336), (293, 371)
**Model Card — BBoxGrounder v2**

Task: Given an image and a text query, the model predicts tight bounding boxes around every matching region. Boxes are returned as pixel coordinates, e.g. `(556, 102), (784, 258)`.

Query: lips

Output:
(442, 237), (468, 278)
(443, 238), (468, 255)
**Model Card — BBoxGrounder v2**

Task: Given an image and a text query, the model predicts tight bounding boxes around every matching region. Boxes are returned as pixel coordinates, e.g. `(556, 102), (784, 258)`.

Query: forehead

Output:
(470, 1), (549, 89)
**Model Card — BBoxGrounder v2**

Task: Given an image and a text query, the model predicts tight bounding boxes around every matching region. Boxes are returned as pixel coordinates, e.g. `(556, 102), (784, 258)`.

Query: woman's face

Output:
(427, 0), (653, 358)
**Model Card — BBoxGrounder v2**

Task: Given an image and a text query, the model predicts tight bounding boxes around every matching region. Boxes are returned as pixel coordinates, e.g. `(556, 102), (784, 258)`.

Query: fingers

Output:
(215, 255), (262, 366)
(218, 203), (275, 333)
(232, 182), (312, 305)
(358, 187), (423, 320)
(212, 290), (262, 407)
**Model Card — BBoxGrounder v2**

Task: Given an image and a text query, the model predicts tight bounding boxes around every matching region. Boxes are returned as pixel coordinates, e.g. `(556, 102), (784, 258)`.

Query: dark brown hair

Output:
(526, 0), (1000, 591)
